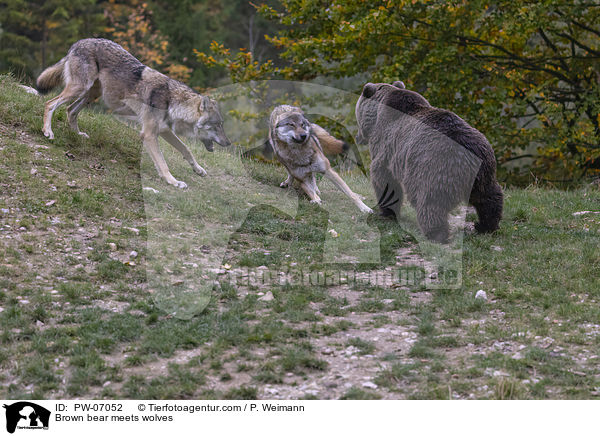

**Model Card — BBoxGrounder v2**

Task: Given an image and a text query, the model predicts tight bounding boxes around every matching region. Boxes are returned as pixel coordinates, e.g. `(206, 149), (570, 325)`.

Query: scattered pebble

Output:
(362, 381), (378, 389)
(129, 250), (138, 258)
(30, 168), (38, 175)
(328, 229), (339, 238)
(123, 227), (140, 234)
(143, 187), (160, 194)
(108, 243), (117, 251)
(475, 290), (487, 300)
(258, 291), (274, 302)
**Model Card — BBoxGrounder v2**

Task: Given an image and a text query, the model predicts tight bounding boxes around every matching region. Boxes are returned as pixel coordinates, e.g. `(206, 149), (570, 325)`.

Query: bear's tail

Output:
(36, 58), (66, 94)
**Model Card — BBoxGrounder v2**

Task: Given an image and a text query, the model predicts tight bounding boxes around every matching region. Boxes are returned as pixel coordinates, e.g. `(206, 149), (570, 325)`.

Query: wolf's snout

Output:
(294, 134), (307, 143)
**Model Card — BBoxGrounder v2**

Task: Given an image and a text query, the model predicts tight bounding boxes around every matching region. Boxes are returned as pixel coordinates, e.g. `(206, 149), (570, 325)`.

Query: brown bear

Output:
(356, 81), (503, 243)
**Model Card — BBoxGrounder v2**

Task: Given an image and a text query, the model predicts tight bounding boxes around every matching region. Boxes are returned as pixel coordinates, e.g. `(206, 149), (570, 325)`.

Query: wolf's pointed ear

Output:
(392, 81), (405, 89)
(198, 96), (210, 112)
(362, 83), (376, 98)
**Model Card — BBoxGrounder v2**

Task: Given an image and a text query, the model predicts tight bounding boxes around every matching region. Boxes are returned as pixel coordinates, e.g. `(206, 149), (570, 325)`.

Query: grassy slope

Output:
(0, 75), (599, 399)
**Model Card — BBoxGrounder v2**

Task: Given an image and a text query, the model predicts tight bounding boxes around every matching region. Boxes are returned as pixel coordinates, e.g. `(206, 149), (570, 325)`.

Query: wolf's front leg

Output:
(142, 123), (187, 189)
(160, 130), (207, 177)
(300, 180), (322, 204)
(280, 171), (294, 188)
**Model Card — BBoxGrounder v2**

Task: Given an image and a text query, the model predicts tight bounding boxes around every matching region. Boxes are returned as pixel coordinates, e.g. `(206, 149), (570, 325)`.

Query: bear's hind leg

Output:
(371, 160), (402, 219)
(472, 183), (503, 233)
(417, 205), (450, 244)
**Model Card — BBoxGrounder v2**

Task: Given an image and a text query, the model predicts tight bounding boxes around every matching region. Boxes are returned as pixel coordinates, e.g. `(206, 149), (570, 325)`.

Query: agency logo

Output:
(3, 402), (50, 434)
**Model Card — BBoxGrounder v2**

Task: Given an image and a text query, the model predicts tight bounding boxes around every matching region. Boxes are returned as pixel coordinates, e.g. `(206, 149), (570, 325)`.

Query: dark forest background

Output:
(1, 0), (599, 184)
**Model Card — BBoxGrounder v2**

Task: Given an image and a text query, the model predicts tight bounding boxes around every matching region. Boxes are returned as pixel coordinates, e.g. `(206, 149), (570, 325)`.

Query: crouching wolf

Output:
(36, 38), (231, 188)
(356, 81), (503, 243)
(269, 105), (373, 214)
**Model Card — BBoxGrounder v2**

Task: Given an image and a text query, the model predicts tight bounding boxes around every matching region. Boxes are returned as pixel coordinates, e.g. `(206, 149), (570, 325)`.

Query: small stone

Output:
(259, 291), (274, 302)
(475, 290), (487, 300)
(129, 250), (138, 258)
(36, 320), (44, 327)
(491, 245), (503, 252)
(30, 168), (38, 175)
(45, 200), (56, 207)
(328, 229), (339, 238)
(108, 243), (117, 251)
(511, 352), (523, 360)
(322, 348), (334, 355)
(103, 381), (111, 388)
(362, 381), (378, 389)
(0, 208), (9, 214)
(143, 187), (160, 194)
(123, 227), (140, 234)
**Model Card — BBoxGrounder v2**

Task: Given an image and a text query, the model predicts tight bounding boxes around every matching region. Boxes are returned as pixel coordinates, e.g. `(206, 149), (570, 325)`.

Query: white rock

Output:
(362, 381), (378, 389)
(490, 245), (503, 252)
(129, 250), (138, 258)
(475, 290), (487, 300)
(123, 227), (140, 234)
(0, 208), (9, 214)
(30, 168), (38, 175)
(259, 291), (274, 302)
(108, 243), (117, 251)
(328, 229), (339, 238)
(143, 187), (160, 194)
(19, 85), (40, 96)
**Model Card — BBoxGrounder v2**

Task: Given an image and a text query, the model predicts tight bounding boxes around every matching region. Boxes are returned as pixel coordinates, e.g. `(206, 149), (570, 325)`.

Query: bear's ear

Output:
(392, 81), (405, 89)
(362, 83), (377, 98)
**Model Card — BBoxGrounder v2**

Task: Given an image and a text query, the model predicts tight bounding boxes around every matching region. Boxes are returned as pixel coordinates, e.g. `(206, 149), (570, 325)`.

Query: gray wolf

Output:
(269, 105), (373, 213)
(356, 81), (503, 243)
(36, 38), (231, 188)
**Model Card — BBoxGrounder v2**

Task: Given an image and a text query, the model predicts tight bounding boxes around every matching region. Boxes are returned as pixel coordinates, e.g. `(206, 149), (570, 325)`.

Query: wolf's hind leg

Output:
(159, 130), (207, 177)
(67, 80), (101, 138)
(323, 168), (373, 213)
(43, 84), (87, 140)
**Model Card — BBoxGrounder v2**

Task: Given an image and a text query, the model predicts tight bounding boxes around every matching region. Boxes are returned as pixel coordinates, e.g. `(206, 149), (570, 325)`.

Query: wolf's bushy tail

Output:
(311, 123), (349, 155)
(36, 58), (66, 94)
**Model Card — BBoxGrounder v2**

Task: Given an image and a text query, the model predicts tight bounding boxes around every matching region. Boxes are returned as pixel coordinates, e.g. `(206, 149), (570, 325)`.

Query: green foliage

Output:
(0, 0), (105, 78)
(198, 0), (600, 183)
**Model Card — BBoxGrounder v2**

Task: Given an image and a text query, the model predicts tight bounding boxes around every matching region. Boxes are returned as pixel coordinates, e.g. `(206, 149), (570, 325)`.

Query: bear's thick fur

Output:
(356, 81), (503, 242)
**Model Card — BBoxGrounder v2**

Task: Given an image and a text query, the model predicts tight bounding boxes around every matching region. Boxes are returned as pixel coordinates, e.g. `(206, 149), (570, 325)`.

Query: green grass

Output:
(1, 74), (599, 399)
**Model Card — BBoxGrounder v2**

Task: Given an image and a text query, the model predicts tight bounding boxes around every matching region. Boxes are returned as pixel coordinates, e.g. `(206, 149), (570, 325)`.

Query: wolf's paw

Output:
(43, 129), (54, 140)
(359, 204), (374, 214)
(280, 180), (290, 188)
(309, 198), (322, 205)
(173, 180), (188, 189)
(193, 165), (207, 177)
